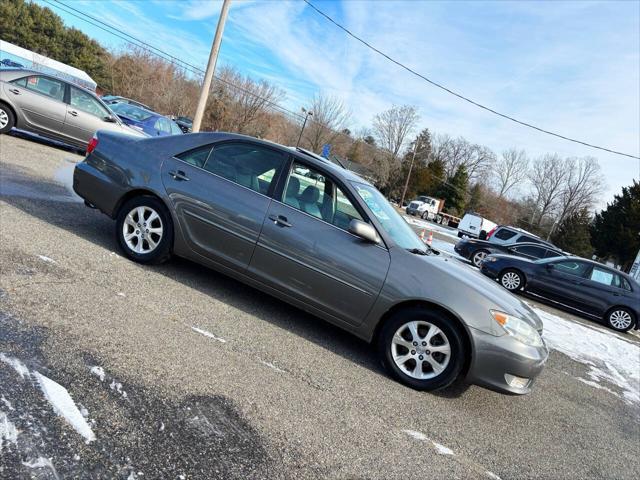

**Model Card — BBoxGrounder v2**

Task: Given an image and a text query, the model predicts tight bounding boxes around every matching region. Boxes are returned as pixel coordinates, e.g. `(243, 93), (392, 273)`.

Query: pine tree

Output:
(551, 209), (593, 258)
(590, 181), (640, 271)
(437, 165), (468, 214)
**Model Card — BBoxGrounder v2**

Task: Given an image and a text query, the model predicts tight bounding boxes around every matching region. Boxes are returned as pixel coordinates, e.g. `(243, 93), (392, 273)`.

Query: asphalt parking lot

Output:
(1, 133), (639, 479)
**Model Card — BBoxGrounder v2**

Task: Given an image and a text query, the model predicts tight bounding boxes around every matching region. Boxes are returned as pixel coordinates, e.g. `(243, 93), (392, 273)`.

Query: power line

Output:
(302, 0), (640, 160)
(43, 0), (308, 123)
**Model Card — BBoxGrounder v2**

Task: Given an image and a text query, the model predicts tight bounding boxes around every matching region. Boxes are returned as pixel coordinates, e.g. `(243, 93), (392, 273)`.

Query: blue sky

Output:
(36, 0), (639, 205)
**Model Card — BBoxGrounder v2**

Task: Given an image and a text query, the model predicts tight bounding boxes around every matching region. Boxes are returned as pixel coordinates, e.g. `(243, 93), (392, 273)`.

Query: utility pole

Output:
(192, 0), (232, 133)
(296, 108), (313, 147)
(399, 141), (420, 208)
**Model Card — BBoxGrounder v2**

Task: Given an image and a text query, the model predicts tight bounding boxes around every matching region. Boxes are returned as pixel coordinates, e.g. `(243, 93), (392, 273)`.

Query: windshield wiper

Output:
(407, 248), (429, 256)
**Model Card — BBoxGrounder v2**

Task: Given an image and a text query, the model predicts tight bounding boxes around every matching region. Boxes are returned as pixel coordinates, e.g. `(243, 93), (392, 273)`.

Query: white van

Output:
(457, 213), (497, 239)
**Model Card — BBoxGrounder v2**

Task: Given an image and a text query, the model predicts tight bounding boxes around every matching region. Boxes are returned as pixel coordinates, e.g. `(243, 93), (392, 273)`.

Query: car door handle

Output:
(168, 170), (189, 181)
(69, 110), (78, 117)
(268, 214), (292, 227)
(8, 88), (20, 95)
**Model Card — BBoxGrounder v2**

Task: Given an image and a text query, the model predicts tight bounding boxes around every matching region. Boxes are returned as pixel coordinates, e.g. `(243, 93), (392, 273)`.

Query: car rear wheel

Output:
(116, 196), (173, 264)
(471, 249), (489, 267)
(0, 104), (15, 134)
(500, 269), (524, 292)
(377, 308), (465, 391)
(605, 308), (636, 332)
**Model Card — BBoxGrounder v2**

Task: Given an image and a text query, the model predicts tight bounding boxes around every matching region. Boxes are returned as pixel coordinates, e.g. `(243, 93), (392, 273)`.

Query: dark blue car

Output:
(109, 103), (183, 137)
(481, 254), (640, 332)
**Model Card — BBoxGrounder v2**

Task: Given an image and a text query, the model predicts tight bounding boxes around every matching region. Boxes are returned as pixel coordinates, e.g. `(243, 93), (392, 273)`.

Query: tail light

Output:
(486, 226), (497, 240)
(86, 135), (98, 155)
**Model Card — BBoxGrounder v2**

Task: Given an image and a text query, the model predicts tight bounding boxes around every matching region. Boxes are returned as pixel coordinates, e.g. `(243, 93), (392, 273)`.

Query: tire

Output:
(115, 196), (173, 264)
(0, 103), (16, 134)
(421, 211), (428, 220)
(377, 307), (466, 391)
(471, 249), (490, 268)
(605, 307), (636, 332)
(457, 231), (464, 238)
(499, 269), (525, 292)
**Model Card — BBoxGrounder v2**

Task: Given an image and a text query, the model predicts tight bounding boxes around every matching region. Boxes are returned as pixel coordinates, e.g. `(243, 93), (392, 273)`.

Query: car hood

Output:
(425, 253), (543, 332)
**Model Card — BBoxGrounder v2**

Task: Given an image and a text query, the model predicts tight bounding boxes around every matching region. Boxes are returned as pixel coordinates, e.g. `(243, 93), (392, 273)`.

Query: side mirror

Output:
(348, 219), (380, 244)
(103, 114), (117, 123)
(545, 263), (555, 271)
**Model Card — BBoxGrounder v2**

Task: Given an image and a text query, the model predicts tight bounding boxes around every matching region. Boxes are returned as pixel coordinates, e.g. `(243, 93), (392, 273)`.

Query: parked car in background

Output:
(485, 225), (550, 246)
(455, 238), (567, 267)
(101, 95), (150, 110)
(457, 213), (497, 239)
(481, 255), (639, 332)
(73, 131), (549, 395)
(173, 115), (193, 133)
(109, 103), (183, 137)
(0, 69), (145, 148)
(406, 196), (444, 220)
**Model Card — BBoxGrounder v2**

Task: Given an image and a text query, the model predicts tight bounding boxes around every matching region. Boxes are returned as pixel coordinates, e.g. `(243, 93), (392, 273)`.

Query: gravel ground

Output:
(1, 133), (639, 479)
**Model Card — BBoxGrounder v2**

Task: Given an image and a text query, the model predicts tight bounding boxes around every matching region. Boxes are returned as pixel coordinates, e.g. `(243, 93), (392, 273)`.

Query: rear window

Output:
(494, 228), (517, 241)
(110, 103), (153, 121)
(512, 245), (546, 258)
(516, 235), (541, 244)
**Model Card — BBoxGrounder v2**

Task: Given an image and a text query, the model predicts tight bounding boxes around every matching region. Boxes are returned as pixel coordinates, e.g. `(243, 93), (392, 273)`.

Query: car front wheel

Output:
(606, 308), (636, 332)
(116, 196), (173, 264)
(500, 269), (524, 292)
(378, 308), (466, 391)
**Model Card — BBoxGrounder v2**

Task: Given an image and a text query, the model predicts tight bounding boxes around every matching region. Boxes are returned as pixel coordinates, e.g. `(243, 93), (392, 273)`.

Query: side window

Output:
(589, 267), (616, 287)
(169, 121), (183, 135)
(20, 75), (65, 101)
(544, 249), (562, 258)
(494, 229), (517, 241)
(284, 162), (363, 230)
(204, 142), (286, 194)
(513, 245), (545, 258)
(176, 145), (212, 168)
(154, 117), (172, 134)
(70, 86), (109, 118)
(516, 235), (540, 244)
(554, 261), (590, 277)
(11, 77), (27, 87)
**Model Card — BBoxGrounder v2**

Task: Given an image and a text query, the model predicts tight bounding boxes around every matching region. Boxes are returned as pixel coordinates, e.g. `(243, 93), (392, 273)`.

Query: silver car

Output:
(0, 69), (145, 148)
(73, 131), (549, 395)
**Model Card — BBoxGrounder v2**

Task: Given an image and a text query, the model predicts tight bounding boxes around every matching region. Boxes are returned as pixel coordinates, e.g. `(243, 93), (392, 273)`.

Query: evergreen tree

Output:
(590, 181), (640, 271)
(437, 165), (469, 214)
(551, 208), (594, 258)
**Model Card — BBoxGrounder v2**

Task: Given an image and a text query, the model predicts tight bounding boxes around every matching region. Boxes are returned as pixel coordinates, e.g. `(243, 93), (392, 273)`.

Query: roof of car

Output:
(184, 132), (372, 186)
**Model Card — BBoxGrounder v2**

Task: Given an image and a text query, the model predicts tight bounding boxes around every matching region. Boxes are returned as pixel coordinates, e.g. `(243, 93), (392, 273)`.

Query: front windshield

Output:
(110, 103), (152, 121)
(352, 182), (426, 251)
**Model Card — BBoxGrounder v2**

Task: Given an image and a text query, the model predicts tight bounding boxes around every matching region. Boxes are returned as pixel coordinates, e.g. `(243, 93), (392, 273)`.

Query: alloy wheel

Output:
(0, 109), (8, 129)
(609, 310), (632, 330)
(122, 206), (163, 254)
(501, 271), (521, 290)
(391, 321), (451, 380)
(473, 251), (487, 267)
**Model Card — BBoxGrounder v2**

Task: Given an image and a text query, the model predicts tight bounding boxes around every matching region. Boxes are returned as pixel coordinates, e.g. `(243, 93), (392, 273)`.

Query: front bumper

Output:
(466, 326), (548, 395)
(406, 208), (419, 216)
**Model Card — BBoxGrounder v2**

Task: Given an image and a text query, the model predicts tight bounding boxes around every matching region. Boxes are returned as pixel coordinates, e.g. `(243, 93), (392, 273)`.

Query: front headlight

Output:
(490, 310), (543, 347)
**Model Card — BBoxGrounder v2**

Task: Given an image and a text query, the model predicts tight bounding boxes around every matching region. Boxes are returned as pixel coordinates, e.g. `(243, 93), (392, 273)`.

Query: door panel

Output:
(250, 202), (390, 325)
(161, 156), (271, 270)
(533, 261), (591, 309)
(63, 86), (113, 145)
(4, 76), (67, 136)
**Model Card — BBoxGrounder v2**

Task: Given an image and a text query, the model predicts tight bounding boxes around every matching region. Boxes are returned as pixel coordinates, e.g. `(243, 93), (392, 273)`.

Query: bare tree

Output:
(372, 105), (419, 161)
(556, 156), (604, 222)
(430, 134), (494, 182)
(494, 148), (529, 198)
(303, 94), (351, 152)
(528, 154), (568, 227)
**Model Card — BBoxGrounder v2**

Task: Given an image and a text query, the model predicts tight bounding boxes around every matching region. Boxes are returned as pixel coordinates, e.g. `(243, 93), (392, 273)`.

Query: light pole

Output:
(192, 0), (232, 133)
(399, 140), (421, 208)
(296, 107), (313, 148)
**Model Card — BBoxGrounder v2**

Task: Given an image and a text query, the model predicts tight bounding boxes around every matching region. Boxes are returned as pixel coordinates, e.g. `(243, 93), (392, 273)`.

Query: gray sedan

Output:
(73, 131), (548, 394)
(0, 69), (144, 148)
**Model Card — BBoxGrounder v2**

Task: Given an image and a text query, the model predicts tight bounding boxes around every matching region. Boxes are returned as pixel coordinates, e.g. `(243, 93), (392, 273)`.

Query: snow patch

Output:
(485, 471), (502, 480)
(116, 292), (126, 297)
(535, 307), (640, 405)
(402, 429), (455, 455)
(0, 412), (19, 452)
(191, 326), (226, 343)
(90, 366), (105, 382)
(34, 372), (96, 442)
(110, 380), (128, 399)
(22, 457), (60, 479)
(1, 396), (14, 410)
(37, 255), (55, 263)
(260, 360), (286, 373)
(0, 352), (30, 379)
